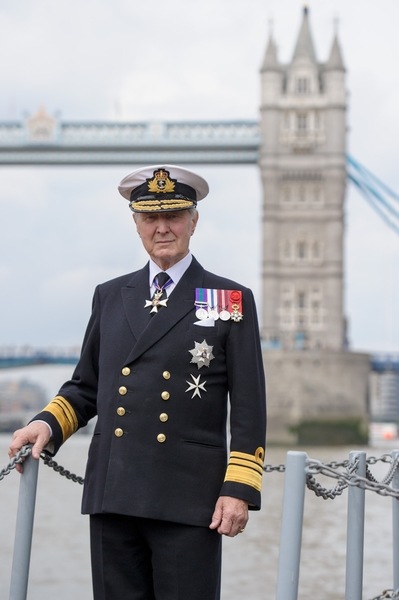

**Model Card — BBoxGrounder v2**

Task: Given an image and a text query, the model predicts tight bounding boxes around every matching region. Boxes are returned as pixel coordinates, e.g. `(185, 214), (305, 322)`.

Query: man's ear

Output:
(132, 213), (140, 235)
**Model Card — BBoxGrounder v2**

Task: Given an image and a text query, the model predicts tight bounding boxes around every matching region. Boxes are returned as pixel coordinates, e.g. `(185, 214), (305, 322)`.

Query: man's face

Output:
(134, 209), (198, 270)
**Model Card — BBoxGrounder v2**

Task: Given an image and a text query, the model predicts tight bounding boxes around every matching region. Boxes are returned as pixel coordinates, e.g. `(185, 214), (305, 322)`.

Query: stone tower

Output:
(259, 8), (370, 444)
(260, 7), (347, 351)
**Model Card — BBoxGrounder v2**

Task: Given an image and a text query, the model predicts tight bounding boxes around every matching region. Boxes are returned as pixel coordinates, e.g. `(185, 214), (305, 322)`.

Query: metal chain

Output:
(263, 463), (286, 473)
(305, 458), (399, 500)
(40, 453), (84, 484)
(305, 457), (360, 500)
(366, 453), (399, 486)
(369, 590), (399, 600)
(0, 444), (84, 485)
(0, 445), (32, 480)
(2, 450), (398, 496)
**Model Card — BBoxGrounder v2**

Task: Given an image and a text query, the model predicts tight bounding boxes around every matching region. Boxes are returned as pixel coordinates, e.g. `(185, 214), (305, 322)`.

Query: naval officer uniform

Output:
(30, 165), (267, 600)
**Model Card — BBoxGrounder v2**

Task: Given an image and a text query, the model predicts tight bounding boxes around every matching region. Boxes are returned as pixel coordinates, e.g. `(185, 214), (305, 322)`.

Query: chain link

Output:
(263, 463), (286, 473)
(0, 445), (84, 485)
(0, 445), (32, 480)
(305, 456), (360, 499)
(305, 455), (399, 500)
(40, 453), (84, 484)
(2, 450), (398, 496)
(369, 590), (399, 600)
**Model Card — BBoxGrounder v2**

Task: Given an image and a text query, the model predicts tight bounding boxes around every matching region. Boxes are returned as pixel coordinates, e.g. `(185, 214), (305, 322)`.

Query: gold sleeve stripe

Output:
(43, 396), (78, 442)
(224, 447), (265, 492)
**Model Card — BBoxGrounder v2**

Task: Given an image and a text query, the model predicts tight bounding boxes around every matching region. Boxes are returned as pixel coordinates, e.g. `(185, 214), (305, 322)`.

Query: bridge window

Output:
(298, 186), (306, 202)
(296, 113), (308, 131)
(296, 77), (310, 94)
(312, 241), (320, 259)
(313, 187), (323, 204)
(282, 241), (291, 260)
(297, 240), (306, 259)
(297, 292), (306, 308)
(282, 186), (291, 202)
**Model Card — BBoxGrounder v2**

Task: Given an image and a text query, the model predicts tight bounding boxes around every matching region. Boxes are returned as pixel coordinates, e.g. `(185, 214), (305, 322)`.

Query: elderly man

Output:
(9, 165), (266, 600)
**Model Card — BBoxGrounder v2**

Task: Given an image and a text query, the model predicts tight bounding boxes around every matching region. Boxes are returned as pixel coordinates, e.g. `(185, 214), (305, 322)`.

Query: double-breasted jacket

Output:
(36, 256), (267, 527)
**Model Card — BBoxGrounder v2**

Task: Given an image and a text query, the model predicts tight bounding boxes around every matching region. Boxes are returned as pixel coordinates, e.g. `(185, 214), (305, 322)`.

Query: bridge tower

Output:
(259, 8), (370, 444)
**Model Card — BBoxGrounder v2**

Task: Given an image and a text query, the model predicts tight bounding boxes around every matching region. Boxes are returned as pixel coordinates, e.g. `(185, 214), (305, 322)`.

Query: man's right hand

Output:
(8, 422), (51, 473)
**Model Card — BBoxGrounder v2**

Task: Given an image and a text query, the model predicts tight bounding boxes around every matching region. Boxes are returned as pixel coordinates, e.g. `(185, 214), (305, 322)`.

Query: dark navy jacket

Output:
(36, 257), (266, 527)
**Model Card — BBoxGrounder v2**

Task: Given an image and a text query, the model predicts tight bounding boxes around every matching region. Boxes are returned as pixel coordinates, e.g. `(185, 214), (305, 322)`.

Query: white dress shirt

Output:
(148, 253), (193, 296)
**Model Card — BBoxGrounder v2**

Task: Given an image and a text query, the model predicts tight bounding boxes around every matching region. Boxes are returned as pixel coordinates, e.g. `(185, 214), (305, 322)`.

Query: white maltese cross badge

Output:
(185, 374), (207, 399)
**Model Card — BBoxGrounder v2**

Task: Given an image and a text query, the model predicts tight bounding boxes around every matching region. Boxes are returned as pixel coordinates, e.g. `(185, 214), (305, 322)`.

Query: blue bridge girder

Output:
(0, 351), (398, 373)
(0, 118), (261, 165)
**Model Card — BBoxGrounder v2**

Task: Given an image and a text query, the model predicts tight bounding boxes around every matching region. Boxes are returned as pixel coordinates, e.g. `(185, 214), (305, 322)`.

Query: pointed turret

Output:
(260, 29), (284, 112)
(323, 29), (346, 109)
(291, 6), (317, 64)
(261, 35), (280, 72)
(325, 34), (345, 71)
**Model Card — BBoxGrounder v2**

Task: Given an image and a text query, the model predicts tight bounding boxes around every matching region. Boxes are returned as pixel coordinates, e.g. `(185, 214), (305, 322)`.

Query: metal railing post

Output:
(275, 451), (307, 600)
(392, 449), (399, 591)
(345, 450), (366, 600)
(9, 452), (39, 600)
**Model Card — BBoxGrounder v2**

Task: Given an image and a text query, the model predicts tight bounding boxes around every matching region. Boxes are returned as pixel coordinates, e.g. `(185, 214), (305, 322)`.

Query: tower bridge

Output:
(0, 114), (260, 165)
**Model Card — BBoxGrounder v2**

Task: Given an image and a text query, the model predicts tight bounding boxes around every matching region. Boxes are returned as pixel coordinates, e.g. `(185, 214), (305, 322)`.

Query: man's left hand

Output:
(209, 496), (249, 537)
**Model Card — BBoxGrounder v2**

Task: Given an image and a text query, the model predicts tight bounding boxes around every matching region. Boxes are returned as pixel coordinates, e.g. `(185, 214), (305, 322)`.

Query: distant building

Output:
(370, 355), (399, 422)
(260, 8), (370, 444)
(0, 378), (47, 432)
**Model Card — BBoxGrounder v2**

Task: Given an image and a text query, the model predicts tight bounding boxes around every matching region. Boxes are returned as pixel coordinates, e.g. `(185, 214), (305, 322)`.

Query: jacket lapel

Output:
(122, 257), (205, 365)
(121, 264), (151, 341)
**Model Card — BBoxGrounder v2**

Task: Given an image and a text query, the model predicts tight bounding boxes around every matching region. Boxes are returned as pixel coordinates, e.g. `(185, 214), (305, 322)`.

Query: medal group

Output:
(194, 288), (243, 322)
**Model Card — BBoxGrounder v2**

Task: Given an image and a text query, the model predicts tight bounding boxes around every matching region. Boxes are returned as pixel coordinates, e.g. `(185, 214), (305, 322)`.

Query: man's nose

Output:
(156, 217), (170, 232)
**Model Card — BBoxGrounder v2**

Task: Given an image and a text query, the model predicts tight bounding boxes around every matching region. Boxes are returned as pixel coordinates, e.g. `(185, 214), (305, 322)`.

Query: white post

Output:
(9, 453), (39, 600)
(392, 449), (399, 591)
(345, 450), (366, 600)
(275, 451), (307, 600)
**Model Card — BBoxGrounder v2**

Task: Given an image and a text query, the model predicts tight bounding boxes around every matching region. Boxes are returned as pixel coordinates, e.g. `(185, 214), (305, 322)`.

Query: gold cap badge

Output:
(147, 169), (176, 194)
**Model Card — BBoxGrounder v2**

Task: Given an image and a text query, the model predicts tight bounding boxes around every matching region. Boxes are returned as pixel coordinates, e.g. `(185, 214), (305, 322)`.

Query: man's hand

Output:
(8, 422), (51, 473)
(209, 496), (249, 537)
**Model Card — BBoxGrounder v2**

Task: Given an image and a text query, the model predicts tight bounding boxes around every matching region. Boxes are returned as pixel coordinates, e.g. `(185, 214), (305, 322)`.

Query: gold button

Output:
(159, 413), (169, 422)
(161, 391), (170, 401)
(114, 428), (124, 437)
(157, 433), (166, 443)
(163, 371), (171, 380)
(117, 407), (126, 416)
(119, 386), (127, 395)
(121, 367), (131, 376)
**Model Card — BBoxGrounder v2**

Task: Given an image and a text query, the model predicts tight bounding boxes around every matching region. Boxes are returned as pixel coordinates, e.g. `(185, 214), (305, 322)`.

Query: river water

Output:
(0, 365), (397, 599)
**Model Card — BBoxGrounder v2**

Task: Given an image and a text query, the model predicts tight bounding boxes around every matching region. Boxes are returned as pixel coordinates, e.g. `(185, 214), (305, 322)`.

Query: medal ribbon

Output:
(228, 290), (243, 315)
(195, 288), (208, 306)
(195, 288), (243, 319)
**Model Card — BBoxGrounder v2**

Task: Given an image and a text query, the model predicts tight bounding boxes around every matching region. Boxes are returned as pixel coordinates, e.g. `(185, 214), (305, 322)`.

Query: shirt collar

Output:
(149, 253), (193, 287)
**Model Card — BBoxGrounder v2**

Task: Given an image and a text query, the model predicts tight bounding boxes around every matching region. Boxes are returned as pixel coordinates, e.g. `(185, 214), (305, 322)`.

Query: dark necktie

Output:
(154, 272), (171, 301)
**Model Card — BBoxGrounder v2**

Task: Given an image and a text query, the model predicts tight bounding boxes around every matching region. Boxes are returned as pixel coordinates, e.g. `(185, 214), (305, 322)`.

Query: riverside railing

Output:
(2, 447), (399, 600)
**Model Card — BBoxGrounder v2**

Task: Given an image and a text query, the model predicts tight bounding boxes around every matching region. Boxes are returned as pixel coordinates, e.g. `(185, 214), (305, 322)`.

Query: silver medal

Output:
(219, 310), (230, 321)
(208, 309), (219, 320)
(195, 307), (209, 320)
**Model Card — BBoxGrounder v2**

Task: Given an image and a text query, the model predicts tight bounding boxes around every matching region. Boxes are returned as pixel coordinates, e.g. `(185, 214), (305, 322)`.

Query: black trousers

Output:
(90, 514), (222, 600)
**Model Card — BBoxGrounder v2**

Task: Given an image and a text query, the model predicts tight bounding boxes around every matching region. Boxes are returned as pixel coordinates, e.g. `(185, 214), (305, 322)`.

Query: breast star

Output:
(189, 340), (215, 369)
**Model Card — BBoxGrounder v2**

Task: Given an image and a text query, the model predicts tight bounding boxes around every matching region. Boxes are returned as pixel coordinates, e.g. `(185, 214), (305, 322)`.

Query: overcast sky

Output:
(0, 0), (398, 355)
